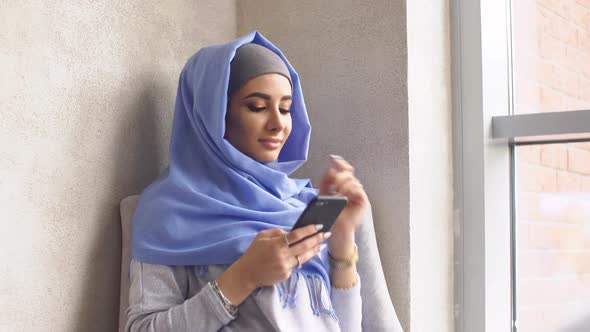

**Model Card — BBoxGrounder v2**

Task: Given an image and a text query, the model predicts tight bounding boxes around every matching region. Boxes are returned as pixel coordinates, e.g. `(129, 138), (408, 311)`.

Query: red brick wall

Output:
(514, 1), (590, 331)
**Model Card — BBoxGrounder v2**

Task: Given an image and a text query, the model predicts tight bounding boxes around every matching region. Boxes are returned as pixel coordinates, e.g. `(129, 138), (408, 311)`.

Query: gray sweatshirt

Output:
(125, 260), (362, 332)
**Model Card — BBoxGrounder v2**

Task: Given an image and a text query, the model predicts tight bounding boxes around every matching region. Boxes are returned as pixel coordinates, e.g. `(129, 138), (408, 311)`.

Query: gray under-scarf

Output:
(227, 43), (292, 96)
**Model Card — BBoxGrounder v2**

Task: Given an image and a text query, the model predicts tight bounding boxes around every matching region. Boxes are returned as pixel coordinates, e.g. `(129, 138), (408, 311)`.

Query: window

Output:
(452, 0), (590, 331)
(515, 143), (590, 331)
(511, 1), (590, 330)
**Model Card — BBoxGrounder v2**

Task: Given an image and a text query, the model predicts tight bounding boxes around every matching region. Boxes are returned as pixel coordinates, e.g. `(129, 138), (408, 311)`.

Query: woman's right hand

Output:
(216, 224), (329, 305)
(240, 224), (329, 287)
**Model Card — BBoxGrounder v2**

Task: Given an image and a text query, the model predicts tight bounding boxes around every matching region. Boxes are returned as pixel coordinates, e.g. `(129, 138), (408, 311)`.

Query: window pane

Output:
(515, 142), (590, 331)
(512, 1), (590, 114)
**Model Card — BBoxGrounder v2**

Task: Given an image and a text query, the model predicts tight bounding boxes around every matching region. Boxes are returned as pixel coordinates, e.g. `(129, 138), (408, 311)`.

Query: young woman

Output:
(126, 31), (395, 332)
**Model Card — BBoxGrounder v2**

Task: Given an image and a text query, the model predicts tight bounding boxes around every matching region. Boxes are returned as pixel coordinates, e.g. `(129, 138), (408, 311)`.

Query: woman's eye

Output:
(247, 104), (265, 112)
(280, 108), (291, 114)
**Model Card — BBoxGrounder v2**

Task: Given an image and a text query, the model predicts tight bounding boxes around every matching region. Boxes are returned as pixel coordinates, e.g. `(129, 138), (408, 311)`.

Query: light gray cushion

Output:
(118, 195), (140, 332)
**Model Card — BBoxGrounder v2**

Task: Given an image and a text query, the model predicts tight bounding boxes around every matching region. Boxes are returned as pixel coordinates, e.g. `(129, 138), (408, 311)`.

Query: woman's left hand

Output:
(318, 155), (369, 258)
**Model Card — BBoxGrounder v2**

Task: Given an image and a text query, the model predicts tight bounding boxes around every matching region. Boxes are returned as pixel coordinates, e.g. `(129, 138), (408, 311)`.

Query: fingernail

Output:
(323, 232), (332, 239)
(315, 224), (324, 230)
(330, 154), (344, 160)
(327, 184), (337, 194)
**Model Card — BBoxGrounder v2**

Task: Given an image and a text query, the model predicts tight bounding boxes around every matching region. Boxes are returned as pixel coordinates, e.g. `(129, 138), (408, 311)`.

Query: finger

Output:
(286, 223), (324, 245)
(332, 172), (356, 193)
(339, 181), (367, 205)
(295, 243), (326, 267)
(257, 228), (286, 239)
(337, 176), (362, 193)
(319, 167), (339, 195)
(320, 155), (356, 195)
(288, 230), (329, 256)
(330, 155), (354, 173)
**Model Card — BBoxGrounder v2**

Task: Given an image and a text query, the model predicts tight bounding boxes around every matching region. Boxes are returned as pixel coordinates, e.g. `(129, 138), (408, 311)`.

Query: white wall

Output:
(407, 0), (454, 331)
(0, 2), (236, 330)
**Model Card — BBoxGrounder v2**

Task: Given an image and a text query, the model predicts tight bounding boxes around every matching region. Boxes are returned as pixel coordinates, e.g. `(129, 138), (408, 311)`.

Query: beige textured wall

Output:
(237, 1), (411, 330)
(0, 2), (235, 331)
(407, 0), (454, 331)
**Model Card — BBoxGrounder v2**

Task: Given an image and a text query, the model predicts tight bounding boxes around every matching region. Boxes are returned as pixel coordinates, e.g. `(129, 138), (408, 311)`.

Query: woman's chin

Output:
(253, 152), (280, 164)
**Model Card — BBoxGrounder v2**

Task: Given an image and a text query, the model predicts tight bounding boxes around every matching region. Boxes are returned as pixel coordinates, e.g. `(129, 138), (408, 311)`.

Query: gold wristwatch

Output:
(328, 243), (359, 269)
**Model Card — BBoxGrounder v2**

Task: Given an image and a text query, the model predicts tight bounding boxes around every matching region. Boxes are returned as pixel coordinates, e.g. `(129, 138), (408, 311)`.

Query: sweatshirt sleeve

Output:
(331, 273), (363, 332)
(125, 260), (235, 332)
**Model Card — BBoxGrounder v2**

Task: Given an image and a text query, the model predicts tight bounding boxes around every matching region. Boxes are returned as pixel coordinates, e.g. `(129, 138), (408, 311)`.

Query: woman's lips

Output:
(259, 139), (282, 150)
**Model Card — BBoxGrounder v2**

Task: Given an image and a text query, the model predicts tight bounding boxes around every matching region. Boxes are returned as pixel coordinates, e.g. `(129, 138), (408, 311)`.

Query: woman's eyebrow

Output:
(243, 92), (292, 101)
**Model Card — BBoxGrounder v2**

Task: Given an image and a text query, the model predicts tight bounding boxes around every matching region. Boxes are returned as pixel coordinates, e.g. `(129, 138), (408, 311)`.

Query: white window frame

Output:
(451, 0), (512, 330)
(452, 0), (590, 331)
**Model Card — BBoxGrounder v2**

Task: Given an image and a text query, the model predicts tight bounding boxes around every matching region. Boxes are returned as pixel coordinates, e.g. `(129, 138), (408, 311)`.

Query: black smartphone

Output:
(291, 195), (348, 241)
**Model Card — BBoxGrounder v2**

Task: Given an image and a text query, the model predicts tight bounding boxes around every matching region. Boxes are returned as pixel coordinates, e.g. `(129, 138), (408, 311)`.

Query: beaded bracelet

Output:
(211, 280), (238, 318)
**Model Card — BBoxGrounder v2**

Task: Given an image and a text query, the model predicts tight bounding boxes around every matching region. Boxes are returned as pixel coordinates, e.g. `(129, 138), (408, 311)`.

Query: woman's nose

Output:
(266, 107), (285, 131)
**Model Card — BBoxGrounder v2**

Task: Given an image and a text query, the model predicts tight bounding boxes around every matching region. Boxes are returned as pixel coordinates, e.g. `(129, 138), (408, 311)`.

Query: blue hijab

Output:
(131, 32), (335, 313)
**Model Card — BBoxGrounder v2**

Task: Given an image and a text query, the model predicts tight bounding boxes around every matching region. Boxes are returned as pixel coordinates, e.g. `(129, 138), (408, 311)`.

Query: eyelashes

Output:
(246, 104), (290, 113)
(247, 104), (265, 112)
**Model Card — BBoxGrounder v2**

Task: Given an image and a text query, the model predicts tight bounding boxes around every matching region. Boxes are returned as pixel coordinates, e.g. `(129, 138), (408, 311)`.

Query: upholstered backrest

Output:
(118, 195), (140, 332)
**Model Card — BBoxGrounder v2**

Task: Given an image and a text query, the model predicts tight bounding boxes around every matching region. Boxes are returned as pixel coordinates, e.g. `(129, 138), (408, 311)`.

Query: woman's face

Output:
(225, 73), (293, 163)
